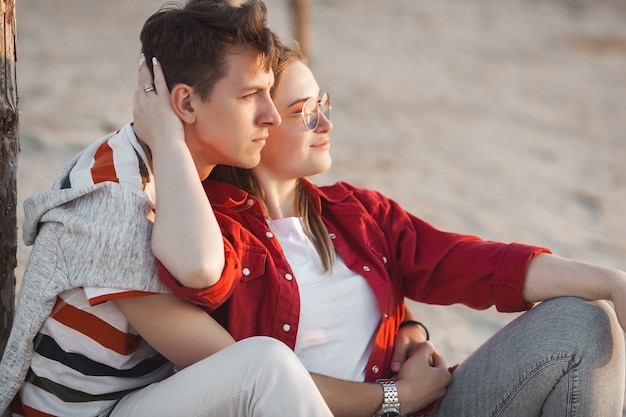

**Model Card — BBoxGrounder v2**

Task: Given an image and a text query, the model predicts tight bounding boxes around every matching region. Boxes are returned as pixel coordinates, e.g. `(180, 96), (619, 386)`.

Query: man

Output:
(0, 1), (333, 416)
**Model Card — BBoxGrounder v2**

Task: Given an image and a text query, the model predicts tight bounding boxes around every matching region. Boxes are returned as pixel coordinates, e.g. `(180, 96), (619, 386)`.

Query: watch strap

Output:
(374, 379), (400, 417)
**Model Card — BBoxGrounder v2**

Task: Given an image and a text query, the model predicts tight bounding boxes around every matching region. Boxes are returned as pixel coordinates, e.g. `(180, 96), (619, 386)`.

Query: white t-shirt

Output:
(268, 217), (380, 382)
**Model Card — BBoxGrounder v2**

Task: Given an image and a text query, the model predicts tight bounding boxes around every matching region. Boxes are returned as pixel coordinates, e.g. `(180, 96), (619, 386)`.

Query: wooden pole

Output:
(290, 0), (311, 60)
(0, 0), (18, 357)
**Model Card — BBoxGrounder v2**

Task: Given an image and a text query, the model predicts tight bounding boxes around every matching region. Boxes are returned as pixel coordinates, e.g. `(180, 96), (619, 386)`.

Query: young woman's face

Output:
(253, 60), (333, 182)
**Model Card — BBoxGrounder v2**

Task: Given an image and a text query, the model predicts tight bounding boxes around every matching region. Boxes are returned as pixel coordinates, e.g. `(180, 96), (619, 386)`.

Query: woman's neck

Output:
(260, 178), (299, 219)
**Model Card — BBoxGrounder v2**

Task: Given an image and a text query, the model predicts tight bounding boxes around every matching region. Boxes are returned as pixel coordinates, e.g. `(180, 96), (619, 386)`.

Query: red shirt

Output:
(159, 179), (550, 382)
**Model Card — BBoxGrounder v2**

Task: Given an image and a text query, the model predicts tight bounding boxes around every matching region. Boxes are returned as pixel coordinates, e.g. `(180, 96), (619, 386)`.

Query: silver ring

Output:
(144, 84), (156, 94)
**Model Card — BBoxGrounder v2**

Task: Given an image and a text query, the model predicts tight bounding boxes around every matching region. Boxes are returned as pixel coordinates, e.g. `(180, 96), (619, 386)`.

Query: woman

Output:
(137, 44), (626, 416)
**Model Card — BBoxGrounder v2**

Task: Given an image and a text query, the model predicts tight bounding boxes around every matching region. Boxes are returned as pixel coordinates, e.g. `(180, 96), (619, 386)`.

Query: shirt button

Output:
(329, 233), (336, 239)
(242, 268), (251, 276)
(284, 273), (293, 281)
(371, 365), (380, 374)
(363, 266), (371, 272)
(265, 231), (274, 238)
(382, 256), (388, 264)
(383, 313), (389, 319)
(246, 198), (254, 207)
(282, 324), (291, 332)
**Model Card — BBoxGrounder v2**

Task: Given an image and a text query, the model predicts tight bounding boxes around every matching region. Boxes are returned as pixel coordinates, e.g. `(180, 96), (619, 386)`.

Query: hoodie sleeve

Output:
(25, 182), (170, 293)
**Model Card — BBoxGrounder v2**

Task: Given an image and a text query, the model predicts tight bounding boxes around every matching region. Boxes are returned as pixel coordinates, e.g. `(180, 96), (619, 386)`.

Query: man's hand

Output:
(133, 55), (185, 154)
(394, 342), (451, 414)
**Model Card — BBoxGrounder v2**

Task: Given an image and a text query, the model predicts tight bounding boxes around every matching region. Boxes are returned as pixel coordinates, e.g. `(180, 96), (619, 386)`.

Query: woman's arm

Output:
(523, 253), (626, 330)
(133, 56), (225, 289)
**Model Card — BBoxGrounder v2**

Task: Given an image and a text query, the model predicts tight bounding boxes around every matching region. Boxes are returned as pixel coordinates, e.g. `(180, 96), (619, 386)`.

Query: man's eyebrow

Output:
(239, 79), (274, 93)
(239, 84), (263, 92)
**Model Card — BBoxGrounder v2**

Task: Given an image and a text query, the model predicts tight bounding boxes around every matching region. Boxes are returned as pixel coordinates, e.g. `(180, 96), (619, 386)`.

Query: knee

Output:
(541, 297), (623, 363)
(554, 297), (618, 337)
(236, 336), (310, 380)
(236, 336), (302, 366)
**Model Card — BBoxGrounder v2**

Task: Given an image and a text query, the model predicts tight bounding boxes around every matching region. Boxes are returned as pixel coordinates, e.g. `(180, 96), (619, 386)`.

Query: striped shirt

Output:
(15, 124), (174, 417)
(19, 290), (174, 416)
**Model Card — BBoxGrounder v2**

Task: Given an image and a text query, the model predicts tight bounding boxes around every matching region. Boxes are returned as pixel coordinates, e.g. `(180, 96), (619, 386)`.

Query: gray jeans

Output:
(427, 297), (625, 417)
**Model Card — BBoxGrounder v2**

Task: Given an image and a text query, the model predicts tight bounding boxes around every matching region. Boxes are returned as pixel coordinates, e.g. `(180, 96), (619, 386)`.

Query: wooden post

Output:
(0, 0), (18, 357)
(290, 0), (311, 59)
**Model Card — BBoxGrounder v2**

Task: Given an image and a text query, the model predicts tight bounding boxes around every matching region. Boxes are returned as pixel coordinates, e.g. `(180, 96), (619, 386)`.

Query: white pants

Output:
(110, 336), (333, 417)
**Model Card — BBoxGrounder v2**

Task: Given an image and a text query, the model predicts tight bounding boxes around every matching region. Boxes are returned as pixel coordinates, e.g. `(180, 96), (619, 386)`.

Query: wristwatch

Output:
(374, 379), (401, 417)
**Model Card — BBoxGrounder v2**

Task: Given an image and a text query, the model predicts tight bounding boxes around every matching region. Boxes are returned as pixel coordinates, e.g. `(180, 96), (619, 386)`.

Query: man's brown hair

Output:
(140, 0), (281, 100)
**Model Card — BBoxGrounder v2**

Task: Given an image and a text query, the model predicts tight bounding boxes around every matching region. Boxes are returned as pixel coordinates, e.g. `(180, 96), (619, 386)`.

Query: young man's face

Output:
(185, 47), (280, 177)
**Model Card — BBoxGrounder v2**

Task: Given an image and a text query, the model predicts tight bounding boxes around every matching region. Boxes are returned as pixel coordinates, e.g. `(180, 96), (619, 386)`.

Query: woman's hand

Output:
(132, 55), (185, 153)
(607, 272), (626, 331)
(390, 321), (429, 374)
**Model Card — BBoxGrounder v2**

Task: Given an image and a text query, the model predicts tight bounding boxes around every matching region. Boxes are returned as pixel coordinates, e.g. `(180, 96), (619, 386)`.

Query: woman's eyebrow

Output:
(287, 97), (310, 108)
(287, 90), (321, 108)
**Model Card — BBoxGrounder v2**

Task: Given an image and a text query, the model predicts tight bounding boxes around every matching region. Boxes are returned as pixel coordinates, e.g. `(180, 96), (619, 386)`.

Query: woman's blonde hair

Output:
(209, 43), (336, 272)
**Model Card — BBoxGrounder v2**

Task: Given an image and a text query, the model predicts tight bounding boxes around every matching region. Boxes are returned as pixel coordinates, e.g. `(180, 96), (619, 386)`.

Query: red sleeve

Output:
(351, 185), (551, 312)
(157, 236), (241, 312)
(491, 243), (551, 311)
(397, 214), (551, 311)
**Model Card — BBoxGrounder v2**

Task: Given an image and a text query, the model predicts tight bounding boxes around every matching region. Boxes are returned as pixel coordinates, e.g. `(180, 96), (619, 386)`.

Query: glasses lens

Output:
(320, 92), (331, 120)
(301, 98), (319, 131)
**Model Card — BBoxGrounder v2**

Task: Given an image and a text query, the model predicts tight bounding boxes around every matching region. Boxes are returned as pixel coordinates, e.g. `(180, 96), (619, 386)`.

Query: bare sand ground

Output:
(15, 0), (626, 412)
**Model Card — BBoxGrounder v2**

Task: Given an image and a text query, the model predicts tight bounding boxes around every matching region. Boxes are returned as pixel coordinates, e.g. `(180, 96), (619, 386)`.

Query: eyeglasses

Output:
(280, 92), (331, 131)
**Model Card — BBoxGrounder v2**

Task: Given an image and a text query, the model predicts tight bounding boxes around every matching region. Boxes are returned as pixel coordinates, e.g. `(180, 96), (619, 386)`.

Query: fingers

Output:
(390, 338), (410, 373)
(430, 349), (448, 370)
(405, 341), (444, 370)
(138, 54), (170, 96)
(151, 57), (170, 95)
(138, 54), (154, 91)
(390, 339), (423, 374)
(394, 342), (451, 414)
(137, 54), (170, 98)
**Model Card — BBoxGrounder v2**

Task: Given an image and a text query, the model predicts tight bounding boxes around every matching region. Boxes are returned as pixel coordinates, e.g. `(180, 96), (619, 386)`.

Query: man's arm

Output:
(133, 56), (225, 289)
(312, 342), (450, 417)
(115, 294), (449, 416)
(311, 374), (383, 417)
(113, 294), (235, 368)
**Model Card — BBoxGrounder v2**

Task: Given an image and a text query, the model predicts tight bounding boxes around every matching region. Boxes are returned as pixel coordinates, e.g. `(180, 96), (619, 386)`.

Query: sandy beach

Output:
(14, 0), (626, 411)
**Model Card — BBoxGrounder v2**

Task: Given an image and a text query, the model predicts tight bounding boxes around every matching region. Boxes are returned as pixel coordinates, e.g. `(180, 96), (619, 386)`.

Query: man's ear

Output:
(170, 84), (196, 124)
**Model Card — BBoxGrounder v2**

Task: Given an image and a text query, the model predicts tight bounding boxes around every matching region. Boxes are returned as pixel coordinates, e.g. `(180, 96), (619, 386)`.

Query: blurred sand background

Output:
(15, 0), (626, 411)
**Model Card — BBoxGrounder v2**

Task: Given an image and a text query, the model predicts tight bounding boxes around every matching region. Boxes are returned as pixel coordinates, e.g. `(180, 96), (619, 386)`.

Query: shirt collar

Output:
(203, 179), (255, 209)
(203, 177), (354, 212)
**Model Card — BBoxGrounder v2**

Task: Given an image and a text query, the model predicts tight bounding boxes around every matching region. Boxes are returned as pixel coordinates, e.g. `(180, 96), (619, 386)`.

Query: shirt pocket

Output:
(367, 232), (392, 272)
(234, 243), (267, 282)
